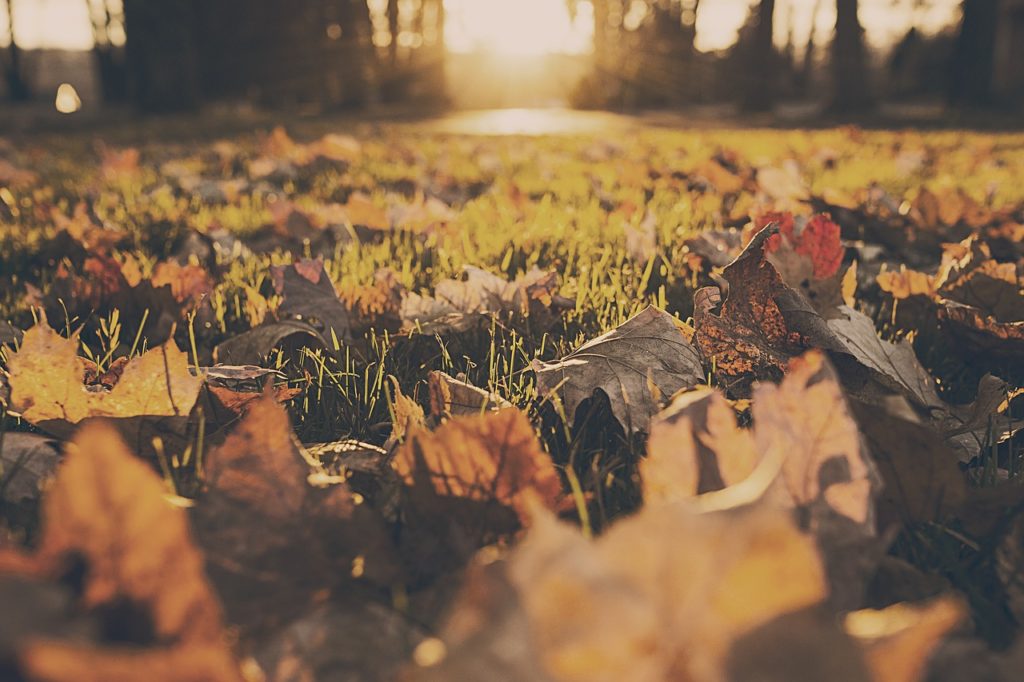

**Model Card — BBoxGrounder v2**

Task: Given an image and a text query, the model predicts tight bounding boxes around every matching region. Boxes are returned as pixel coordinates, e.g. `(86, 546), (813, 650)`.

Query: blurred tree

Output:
(123, 0), (201, 111)
(739, 0), (777, 111)
(796, 0), (823, 97)
(829, 0), (873, 111)
(948, 0), (998, 105)
(120, 0), (449, 112)
(2, 0), (30, 101)
(85, 0), (128, 103)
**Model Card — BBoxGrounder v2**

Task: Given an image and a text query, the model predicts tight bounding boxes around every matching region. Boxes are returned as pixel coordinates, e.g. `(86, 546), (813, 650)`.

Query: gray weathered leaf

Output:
(533, 306), (704, 434)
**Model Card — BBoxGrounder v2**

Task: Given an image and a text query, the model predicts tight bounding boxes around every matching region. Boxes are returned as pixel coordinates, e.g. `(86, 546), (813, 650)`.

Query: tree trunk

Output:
(740, 0), (776, 112)
(3, 0), (30, 101)
(948, 0), (998, 106)
(123, 0), (201, 112)
(829, 0), (872, 112)
(387, 0), (399, 67)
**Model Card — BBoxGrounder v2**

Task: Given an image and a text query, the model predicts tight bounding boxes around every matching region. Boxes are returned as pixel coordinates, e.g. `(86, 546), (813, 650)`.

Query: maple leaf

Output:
(5, 318), (203, 435)
(415, 502), (827, 682)
(764, 213), (852, 317)
(0, 422), (240, 682)
(642, 387), (758, 500)
(643, 350), (879, 530)
(192, 392), (397, 636)
(533, 306), (704, 435)
(392, 408), (562, 526)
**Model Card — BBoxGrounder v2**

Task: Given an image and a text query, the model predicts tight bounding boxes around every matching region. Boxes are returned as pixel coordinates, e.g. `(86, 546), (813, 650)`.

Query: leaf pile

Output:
(1, 124), (1023, 680)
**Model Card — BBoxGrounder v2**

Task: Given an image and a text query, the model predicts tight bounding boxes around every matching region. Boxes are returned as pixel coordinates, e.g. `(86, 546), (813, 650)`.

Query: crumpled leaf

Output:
(415, 502), (827, 682)
(401, 266), (573, 335)
(5, 318), (203, 435)
(192, 392), (398, 636)
(764, 212), (852, 317)
(533, 305), (704, 435)
(694, 224), (846, 393)
(644, 350), (878, 528)
(827, 306), (942, 409)
(642, 387), (757, 500)
(0, 433), (61, 505)
(270, 258), (353, 343)
(427, 370), (512, 419)
(392, 407), (562, 525)
(0, 421), (240, 681)
(213, 319), (325, 365)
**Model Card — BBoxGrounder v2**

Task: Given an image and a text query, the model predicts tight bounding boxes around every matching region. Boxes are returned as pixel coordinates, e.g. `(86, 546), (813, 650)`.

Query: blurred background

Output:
(1, 0), (1022, 123)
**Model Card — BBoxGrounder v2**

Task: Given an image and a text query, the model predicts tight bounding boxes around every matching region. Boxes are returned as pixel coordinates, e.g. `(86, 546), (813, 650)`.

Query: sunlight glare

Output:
(55, 83), (82, 114)
(446, 0), (593, 56)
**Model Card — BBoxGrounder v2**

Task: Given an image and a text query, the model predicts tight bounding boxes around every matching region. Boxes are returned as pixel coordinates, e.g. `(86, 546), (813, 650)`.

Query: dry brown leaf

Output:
(753, 350), (878, 526)
(400, 266), (573, 335)
(642, 388), (758, 501)
(39, 423), (226, 642)
(851, 400), (968, 525)
(5, 318), (203, 432)
(693, 224), (818, 392)
(422, 502), (827, 682)
(533, 306), (704, 435)
(270, 258), (353, 343)
(392, 408), (562, 524)
(644, 350), (878, 530)
(0, 422), (241, 681)
(428, 371), (512, 419)
(846, 598), (964, 682)
(19, 639), (241, 682)
(388, 376), (427, 443)
(193, 392), (397, 636)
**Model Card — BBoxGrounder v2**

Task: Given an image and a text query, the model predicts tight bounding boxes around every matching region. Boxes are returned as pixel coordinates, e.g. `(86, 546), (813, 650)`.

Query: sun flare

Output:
(445, 0), (593, 56)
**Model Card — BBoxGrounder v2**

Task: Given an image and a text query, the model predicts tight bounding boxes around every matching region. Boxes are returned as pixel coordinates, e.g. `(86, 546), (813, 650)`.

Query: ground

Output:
(0, 118), (1022, 681)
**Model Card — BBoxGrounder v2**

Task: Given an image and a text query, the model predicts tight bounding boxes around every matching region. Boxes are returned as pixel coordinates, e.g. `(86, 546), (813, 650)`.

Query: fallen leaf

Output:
(193, 392), (398, 637)
(851, 400), (968, 525)
(533, 306), (704, 435)
(270, 258), (353, 343)
(427, 371), (512, 419)
(694, 224), (844, 393)
(393, 408), (562, 525)
(401, 266), (573, 335)
(0, 433), (61, 505)
(5, 318), (203, 435)
(845, 598), (964, 682)
(827, 306), (942, 409)
(0, 422), (241, 681)
(425, 502), (827, 682)
(213, 319), (325, 365)
(642, 387), (758, 500)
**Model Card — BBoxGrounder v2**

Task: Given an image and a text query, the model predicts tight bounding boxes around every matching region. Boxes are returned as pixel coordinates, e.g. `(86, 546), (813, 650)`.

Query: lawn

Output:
(1, 121), (1023, 681)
